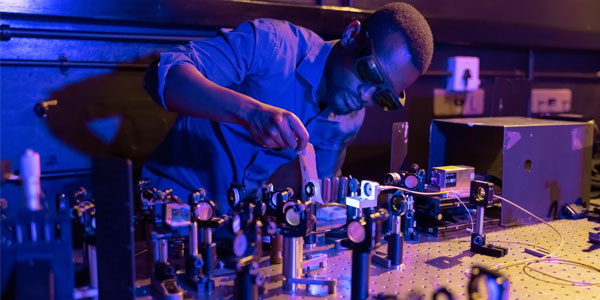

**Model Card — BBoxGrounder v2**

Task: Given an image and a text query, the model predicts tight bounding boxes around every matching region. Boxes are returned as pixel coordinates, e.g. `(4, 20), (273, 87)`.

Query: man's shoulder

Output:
(252, 18), (316, 33)
(249, 18), (323, 44)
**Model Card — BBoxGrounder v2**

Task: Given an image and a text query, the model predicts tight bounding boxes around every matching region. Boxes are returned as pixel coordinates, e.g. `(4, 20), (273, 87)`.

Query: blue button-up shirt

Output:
(144, 18), (364, 212)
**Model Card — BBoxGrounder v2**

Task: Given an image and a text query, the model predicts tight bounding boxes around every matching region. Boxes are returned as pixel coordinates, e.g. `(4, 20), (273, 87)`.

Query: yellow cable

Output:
(319, 202), (346, 208)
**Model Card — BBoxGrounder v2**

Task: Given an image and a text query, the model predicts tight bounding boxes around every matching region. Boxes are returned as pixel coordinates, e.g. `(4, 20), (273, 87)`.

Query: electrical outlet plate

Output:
(433, 88), (485, 116)
(530, 88), (572, 113)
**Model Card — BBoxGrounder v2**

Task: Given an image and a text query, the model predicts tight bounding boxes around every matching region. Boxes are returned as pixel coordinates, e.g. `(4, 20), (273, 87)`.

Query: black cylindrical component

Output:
(304, 202), (317, 247)
(270, 233), (283, 264)
(347, 207), (361, 221)
(351, 250), (371, 300)
(154, 261), (175, 281)
(199, 228), (213, 244)
(202, 243), (217, 276)
(304, 233), (316, 245)
(234, 268), (258, 300)
(185, 255), (203, 277)
(387, 233), (403, 266)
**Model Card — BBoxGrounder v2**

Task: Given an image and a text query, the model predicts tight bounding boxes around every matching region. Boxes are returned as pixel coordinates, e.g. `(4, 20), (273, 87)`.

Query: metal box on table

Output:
(430, 165), (475, 197)
(428, 117), (593, 225)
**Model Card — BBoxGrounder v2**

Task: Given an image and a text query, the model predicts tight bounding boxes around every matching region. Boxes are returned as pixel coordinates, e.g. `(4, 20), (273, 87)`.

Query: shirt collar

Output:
(296, 40), (335, 104)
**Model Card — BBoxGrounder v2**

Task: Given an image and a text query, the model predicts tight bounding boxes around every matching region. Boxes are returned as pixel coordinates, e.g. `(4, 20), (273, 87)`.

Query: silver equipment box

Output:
(430, 165), (474, 197)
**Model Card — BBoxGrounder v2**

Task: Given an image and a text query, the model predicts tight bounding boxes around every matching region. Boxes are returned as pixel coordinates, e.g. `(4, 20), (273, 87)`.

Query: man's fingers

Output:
(287, 114), (309, 151)
(267, 127), (287, 149)
(280, 122), (298, 149)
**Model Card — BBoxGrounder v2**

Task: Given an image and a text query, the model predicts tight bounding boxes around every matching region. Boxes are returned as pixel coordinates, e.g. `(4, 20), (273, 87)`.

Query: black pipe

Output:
(234, 267), (257, 300)
(201, 244), (216, 283)
(387, 233), (403, 266)
(351, 250), (371, 300)
(1, 24), (209, 43)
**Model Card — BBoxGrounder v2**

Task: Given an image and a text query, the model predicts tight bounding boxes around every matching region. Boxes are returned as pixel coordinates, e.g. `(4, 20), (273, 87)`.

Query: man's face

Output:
(322, 31), (420, 115)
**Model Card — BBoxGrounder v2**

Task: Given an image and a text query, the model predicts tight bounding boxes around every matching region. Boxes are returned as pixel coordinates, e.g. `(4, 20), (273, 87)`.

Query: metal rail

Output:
(0, 58), (147, 70)
(1, 59), (598, 80)
(1, 24), (209, 43)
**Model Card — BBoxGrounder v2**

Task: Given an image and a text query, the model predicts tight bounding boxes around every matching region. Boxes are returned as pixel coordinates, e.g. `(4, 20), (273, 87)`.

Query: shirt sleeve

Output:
(156, 19), (279, 109)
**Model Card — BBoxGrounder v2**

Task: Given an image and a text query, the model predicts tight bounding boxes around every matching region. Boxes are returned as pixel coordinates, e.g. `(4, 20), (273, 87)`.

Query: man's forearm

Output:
(163, 64), (261, 127)
(163, 64), (309, 151)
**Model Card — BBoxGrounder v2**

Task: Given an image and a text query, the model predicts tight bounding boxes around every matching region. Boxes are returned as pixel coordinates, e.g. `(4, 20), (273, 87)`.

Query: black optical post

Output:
(188, 188), (228, 294)
(279, 183), (336, 294)
(342, 208), (389, 300)
(469, 181), (508, 258)
(227, 184), (266, 300)
(373, 193), (406, 269)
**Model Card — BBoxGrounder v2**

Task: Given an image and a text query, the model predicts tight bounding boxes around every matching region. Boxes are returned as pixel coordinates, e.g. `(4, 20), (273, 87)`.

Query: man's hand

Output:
(244, 103), (309, 152)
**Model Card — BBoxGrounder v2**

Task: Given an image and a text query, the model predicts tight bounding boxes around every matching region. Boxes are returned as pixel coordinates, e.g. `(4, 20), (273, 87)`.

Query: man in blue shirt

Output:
(143, 2), (433, 213)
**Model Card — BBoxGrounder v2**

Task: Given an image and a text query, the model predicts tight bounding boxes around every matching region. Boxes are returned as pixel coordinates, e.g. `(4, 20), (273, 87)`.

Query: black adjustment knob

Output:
(34, 100), (58, 118)
(349, 177), (359, 193)
(189, 188), (206, 204)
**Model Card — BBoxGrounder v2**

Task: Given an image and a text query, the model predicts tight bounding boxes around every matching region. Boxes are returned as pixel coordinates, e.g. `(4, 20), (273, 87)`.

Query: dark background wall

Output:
(1, 0), (599, 209)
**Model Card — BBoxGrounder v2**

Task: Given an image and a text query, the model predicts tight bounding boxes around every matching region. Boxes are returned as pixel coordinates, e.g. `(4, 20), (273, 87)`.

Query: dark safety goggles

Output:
(354, 32), (406, 110)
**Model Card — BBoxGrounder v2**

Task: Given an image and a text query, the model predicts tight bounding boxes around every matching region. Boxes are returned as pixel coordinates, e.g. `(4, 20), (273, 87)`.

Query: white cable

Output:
(449, 191), (474, 234)
(491, 195), (565, 270)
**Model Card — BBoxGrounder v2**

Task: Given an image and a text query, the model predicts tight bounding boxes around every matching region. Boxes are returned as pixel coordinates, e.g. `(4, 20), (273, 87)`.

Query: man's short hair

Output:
(363, 2), (434, 74)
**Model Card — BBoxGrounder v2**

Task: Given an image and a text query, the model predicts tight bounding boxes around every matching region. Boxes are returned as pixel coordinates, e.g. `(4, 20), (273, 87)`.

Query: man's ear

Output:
(341, 20), (361, 47)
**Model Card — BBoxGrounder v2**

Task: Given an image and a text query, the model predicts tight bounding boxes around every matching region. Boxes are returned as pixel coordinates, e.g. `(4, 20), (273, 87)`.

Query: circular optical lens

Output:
(391, 196), (406, 214)
(196, 202), (214, 221)
(384, 173), (402, 186)
(228, 188), (240, 207)
(285, 206), (301, 226)
(305, 182), (315, 198)
(362, 182), (372, 197)
(405, 175), (419, 189)
(233, 233), (248, 257)
(232, 214), (241, 233)
(476, 187), (487, 201)
(347, 221), (366, 243)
